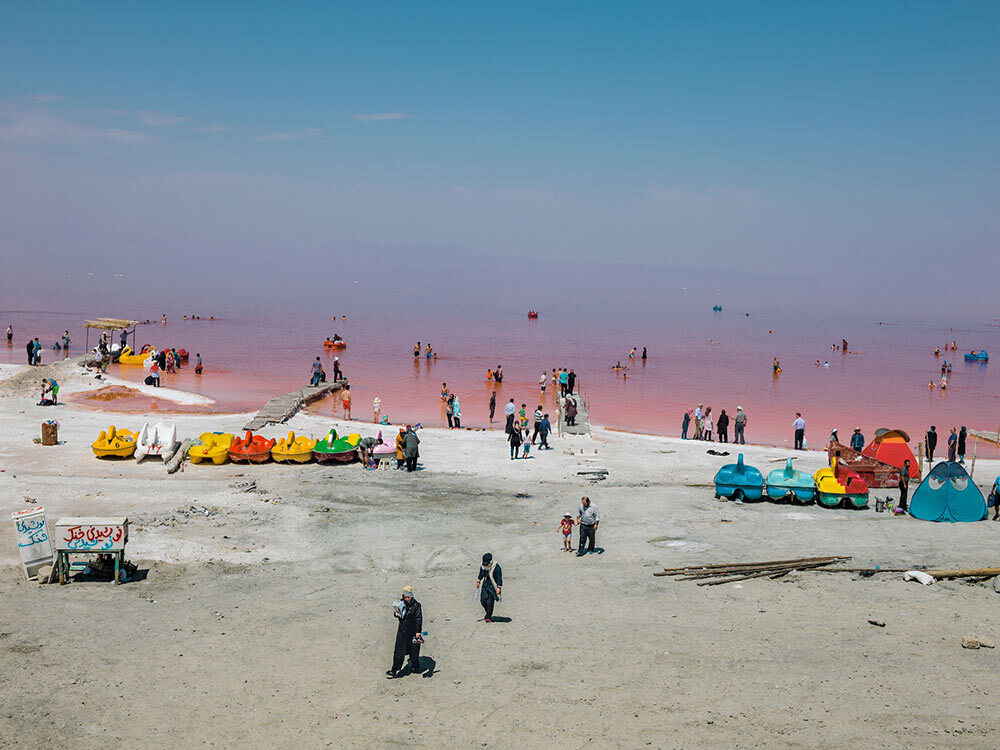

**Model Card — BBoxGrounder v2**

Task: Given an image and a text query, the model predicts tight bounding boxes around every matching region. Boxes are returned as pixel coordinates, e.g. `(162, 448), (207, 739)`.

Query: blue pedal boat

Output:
(964, 350), (988, 362)
(714, 453), (764, 501)
(766, 458), (817, 503)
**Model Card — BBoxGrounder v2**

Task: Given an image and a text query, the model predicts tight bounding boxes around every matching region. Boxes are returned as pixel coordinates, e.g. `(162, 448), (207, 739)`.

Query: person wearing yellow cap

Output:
(387, 586), (423, 678)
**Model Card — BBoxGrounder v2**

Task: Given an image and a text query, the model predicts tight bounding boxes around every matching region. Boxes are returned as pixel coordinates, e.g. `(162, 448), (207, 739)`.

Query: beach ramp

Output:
(244, 379), (347, 431)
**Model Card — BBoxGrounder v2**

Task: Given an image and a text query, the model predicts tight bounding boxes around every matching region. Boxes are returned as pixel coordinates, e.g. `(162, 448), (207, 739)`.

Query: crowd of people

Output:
(682, 404), (747, 444)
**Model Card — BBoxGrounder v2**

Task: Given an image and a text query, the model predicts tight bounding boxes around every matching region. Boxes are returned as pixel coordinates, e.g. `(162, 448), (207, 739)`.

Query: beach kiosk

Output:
(54, 516), (129, 584)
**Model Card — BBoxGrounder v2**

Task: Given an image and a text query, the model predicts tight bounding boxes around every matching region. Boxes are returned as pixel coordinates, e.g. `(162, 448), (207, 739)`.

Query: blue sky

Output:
(1, 1), (998, 310)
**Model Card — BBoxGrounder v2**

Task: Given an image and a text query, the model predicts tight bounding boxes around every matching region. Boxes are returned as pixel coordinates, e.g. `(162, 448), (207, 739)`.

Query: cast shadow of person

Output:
(488, 616), (512, 623)
(412, 655), (436, 678)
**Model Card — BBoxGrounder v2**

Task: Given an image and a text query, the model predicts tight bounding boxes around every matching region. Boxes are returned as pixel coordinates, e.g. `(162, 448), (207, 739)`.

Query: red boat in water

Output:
(228, 430), (276, 463)
(527, 310), (538, 319)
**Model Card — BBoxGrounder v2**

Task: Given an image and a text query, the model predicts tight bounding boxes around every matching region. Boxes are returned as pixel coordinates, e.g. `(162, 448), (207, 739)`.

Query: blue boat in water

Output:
(712, 305), (723, 312)
(766, 458), (816, 503)
(964, 350), (988, 362)
(714, 453), (764, 501)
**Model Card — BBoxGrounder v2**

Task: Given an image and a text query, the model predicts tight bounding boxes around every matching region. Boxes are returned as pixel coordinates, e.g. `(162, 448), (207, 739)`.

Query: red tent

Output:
(862, 429), (919, 478)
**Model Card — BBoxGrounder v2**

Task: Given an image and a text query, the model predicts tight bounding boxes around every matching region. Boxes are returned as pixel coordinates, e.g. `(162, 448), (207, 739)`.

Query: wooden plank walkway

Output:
(243, 379), (348, 431)
(559, 390), (591, 436)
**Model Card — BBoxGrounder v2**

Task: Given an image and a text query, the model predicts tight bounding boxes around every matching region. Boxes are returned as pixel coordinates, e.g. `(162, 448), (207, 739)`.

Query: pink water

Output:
(4, 307), (999, 448)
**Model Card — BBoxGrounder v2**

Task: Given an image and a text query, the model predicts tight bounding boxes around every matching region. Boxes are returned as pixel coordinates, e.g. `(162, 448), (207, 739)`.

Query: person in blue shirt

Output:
(849, 428), (865, 452)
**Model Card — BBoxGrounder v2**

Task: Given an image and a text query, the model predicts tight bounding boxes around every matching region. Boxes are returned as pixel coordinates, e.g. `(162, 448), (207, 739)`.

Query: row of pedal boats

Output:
(92, 423), (393, 465)
(715, 454), (871, 508)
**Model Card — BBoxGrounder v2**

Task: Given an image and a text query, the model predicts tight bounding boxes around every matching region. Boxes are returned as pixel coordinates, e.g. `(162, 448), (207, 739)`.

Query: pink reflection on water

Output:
(3, 308), (999, 447)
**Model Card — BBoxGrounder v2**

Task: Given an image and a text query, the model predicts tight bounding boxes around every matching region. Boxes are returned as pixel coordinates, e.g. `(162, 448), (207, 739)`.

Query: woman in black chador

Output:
(476, 553), (503, 623)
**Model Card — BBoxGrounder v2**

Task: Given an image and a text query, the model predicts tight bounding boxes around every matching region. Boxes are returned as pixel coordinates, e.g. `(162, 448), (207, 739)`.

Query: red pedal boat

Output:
(228, 430), (276, 463)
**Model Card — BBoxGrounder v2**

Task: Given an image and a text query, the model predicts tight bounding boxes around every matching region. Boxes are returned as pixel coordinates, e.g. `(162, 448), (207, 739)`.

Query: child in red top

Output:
(559, 513), (575, 552)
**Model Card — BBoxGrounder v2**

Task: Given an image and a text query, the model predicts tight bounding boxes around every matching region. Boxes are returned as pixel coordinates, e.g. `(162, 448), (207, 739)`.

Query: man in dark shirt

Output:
(925, 426), (937, 461)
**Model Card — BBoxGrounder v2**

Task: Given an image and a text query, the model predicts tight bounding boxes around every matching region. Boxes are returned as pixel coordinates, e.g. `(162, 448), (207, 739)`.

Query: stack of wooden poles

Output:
(654, 555), (852, 586)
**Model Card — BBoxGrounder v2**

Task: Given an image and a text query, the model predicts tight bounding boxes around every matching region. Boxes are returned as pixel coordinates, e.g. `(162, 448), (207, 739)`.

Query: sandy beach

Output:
(1, 360), (998, 748)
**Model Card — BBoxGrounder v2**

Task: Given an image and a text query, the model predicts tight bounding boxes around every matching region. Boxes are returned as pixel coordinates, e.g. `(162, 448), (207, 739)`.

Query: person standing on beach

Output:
(716, 409), (729, 443)
(452, 395), (462, 429)
(577, 496), (600, 556)
(489, 391), (497, 423)
(26, 339), (34, 365)
(445, 395), (454, 428)
(476, 553), (503, 622)
(61, 330), (70, 350)
(559, 368), (568, 397)
(504, 398), (516, 433)
(947, 427), (958, 461)
(387, 585), (422, 678)
(508, 420), (523, 459)
(310, 357), (323, 386)
(850, 428), (865, 452)
(395, 427), (406, 469)
(897, 459), (912, 513)
(538, 413), (552, 449)
(373, 396), (381, 424)
(693, 404), (703, 440)
(703, 407), (714, 441)
(734, 406), (747, 444)
(957, 426), (967, 463)
(33, 338), (42, 366)
(681, 410), (690, 439)
(342, 387), (352, 419)
(403, 427), (420, 471)
(925, 426), (937, 461)
(793, 413), (806, 450)
(531, 405), (544, 444)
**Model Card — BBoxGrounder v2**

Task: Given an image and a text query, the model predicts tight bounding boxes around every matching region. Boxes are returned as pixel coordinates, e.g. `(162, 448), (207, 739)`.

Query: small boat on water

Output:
(766, 458), (816, 503)
(92, 425), (138, 459)
(814, 459), (869, 509)
(712, 305), (722, 312)
(313, 429), (360, 463)
(714, 453), (764, 501)
(527, 310), (538, 319)
(323, 338), (346, 349)
(272, 431), (317, 463)
(964, 350), (989, 361)
(118, 345), (155, 365)
(188, 432), (234, 465)
(228, 430), (276, 463)
(135, 421), (179, 462)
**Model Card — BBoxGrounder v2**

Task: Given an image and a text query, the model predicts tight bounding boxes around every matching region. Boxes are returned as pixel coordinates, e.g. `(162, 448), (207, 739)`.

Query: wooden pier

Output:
(243, 379), (348, 431)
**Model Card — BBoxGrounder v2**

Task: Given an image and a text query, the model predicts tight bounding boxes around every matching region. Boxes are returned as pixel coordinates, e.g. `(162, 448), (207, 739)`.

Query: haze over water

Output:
(5, 293), (999, 448)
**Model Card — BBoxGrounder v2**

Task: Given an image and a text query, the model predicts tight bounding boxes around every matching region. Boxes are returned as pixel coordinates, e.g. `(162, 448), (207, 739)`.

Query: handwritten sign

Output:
(11, 507), (55, 579)
(55, 517), (128, 552)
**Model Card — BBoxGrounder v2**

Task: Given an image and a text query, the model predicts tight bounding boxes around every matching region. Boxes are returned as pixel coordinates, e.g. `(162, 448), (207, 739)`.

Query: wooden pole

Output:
(917, 440), (924, 477)
(970, 439), (978, 480)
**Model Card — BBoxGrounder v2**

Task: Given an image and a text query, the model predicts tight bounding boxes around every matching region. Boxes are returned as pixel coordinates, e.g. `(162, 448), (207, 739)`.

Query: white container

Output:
(11, 507), (55, 580)
(54, 517), (128, 552)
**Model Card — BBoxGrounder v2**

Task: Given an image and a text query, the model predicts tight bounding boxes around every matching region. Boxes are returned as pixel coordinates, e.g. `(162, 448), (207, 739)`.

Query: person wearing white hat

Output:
(388, 585), (423, 678)
(734, 406), (747, 444)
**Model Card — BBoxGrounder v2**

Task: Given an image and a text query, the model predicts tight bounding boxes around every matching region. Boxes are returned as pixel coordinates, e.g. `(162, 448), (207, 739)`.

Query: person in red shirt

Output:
(559, 513), (575, 552)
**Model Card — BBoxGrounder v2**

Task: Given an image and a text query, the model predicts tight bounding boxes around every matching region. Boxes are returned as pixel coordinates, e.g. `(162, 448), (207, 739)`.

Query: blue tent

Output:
(909, 461), (987, 522)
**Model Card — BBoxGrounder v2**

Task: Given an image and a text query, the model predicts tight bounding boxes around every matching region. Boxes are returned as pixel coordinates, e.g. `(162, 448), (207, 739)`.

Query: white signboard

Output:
(54, 517), (129, 553)
(11, 507), (55, 580)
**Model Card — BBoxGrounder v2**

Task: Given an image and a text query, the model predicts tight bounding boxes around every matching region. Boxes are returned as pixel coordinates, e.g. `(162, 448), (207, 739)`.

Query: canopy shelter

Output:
(862, 428), (919, 478)
(909, 461), (987, 522)
(83, 318), (138, 352)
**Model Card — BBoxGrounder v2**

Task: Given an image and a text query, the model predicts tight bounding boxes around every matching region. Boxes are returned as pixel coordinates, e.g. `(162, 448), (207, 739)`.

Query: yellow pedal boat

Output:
(92, 425), (138, 458)
(118, 345), (156, 365)
(188, 432), (234, 465)
(271, 431), (317, 463)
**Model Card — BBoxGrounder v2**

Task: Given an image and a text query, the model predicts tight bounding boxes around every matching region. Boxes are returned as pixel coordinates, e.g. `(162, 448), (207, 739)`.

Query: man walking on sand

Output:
(793, 412), (806, 450)
(734, 406), (747, 444)
(577, 496), (600, 556)
(489, 391), (496, 423)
